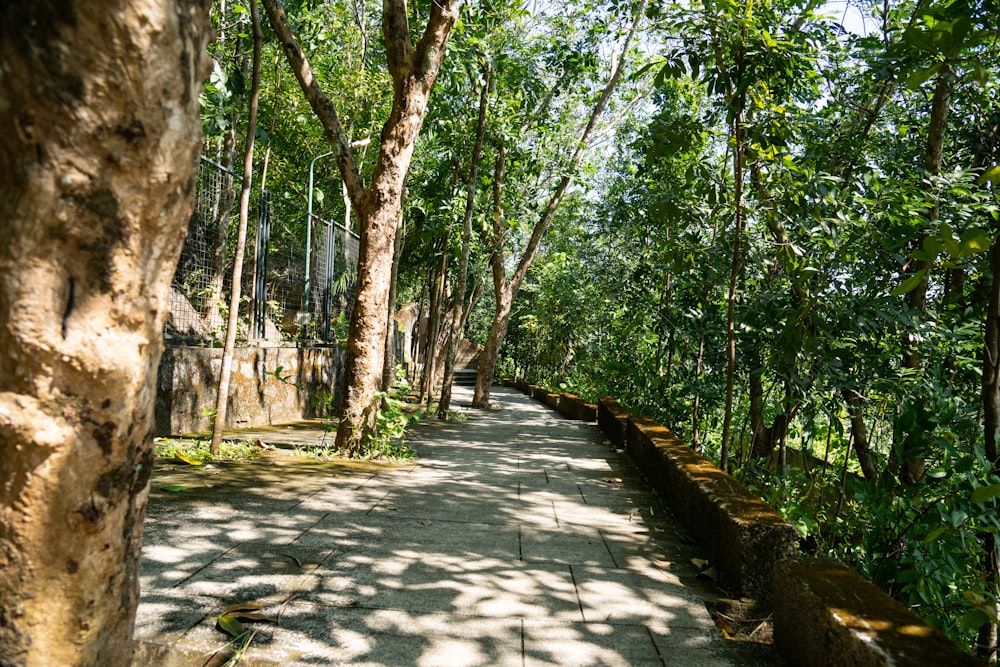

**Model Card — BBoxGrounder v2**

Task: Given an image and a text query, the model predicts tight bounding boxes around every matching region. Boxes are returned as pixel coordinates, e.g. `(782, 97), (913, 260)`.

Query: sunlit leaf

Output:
(891, 272), (925, 296)
(174, 453), (203, 466)
(976, 165), (1000, 186)
(159, 485), (187, 492)
(216, 614), (247, 638)
(959, 228), (991, 257)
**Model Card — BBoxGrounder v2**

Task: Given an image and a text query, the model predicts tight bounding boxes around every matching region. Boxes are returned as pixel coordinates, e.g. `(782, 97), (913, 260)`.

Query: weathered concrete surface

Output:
(557, 393), (598, 422)
(625, 416), (797, 601)
(155, 345), (342, 436)
(598, 396), (630, 447)
(136, 386), (778, 666)
(774, 558), (983, 667)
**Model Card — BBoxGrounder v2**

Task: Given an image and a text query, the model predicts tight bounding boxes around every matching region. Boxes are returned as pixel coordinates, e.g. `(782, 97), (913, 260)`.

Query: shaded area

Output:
(136, 386), (779, 666)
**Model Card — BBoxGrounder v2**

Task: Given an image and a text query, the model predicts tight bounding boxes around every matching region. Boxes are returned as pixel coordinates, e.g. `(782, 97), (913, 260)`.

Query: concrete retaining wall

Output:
(625, 414), (796, 600)
(774, 557), (982, 666)
(597, 396), (630, 447)
(509, 379), (980, 665)
(556, 394), (597, 422)
(155, 345), (342, 436)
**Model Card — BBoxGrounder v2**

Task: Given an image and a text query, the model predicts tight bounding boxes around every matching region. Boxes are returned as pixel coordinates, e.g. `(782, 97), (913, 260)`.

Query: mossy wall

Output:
(155, 345), (343, 436)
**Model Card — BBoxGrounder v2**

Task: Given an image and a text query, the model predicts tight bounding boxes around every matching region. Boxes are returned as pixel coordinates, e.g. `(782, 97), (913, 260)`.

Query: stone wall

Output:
(155, 344), (343, 436)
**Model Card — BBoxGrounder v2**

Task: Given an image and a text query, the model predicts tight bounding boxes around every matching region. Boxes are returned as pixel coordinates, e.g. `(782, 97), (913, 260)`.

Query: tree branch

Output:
(259, 0), (366, 208)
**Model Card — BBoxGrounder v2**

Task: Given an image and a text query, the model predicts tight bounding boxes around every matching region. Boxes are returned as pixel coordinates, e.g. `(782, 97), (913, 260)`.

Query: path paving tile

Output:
(135, 386), (779, 666)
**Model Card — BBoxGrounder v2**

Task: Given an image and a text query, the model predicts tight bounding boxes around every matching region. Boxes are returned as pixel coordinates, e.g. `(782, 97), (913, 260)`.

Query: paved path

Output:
(136, 386), (778, 666)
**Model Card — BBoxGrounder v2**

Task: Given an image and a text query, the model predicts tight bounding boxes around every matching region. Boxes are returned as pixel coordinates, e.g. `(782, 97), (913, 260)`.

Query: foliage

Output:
(203, 0), (1000, 653)
(154, 437), (268, 462)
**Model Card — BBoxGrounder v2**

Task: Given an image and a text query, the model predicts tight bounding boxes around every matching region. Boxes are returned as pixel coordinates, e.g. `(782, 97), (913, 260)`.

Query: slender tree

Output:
(212, 0), (263, 454)
(473, 0), (649, 407)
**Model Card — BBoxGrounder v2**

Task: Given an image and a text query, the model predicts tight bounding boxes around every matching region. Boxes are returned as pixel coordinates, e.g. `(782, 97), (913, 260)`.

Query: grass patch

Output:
(154, 437), (266, 463)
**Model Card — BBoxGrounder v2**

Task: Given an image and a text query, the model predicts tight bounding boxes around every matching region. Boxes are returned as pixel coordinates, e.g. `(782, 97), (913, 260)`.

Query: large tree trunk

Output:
(0, 1), (209, 663)
(261, 0), (459, 455)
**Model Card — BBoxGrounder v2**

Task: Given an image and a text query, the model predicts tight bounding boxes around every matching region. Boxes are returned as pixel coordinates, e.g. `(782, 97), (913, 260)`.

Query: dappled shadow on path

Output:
(135, 387), (778, 666)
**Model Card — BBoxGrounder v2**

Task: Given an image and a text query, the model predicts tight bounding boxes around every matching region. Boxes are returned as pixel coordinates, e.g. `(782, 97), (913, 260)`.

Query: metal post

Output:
(253, 190), (271, 340)
(305, 151), (334, 326)
(322, 222), (337, 342)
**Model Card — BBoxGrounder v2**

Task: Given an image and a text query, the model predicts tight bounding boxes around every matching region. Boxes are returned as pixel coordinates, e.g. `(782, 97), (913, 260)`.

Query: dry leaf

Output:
(174, 453), (203, 466)
(223, 602), (263, 614)
(698, 566), (718, 581)
(420, 520), (432, 526)
(601, 477), (623, 484)
(712, 612), (736, 638)
(691, 557), (709, 570)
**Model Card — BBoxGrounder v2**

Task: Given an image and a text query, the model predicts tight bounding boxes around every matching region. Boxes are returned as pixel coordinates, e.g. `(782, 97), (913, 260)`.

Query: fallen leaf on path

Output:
(281, 553), (304, 568)
(711, 611), (737, 638)
(420, 520), (432, 526)
(160, 485), (186, 493)
(698, 566), (718, 581)
(602, 477), (623, 484)
(691, 557), (709, 570)
(216, 614), (247, 638)
(174, 453), (203, 466)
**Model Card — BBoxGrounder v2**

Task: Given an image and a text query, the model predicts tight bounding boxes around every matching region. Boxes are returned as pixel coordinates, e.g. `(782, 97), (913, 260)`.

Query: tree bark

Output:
(421, 247), (449, 406)
(261, 0), (460, 455)
(978, 223), (1000, 661)
(382, 213), (406, 393)
(842, 388), (879, 482)
(0, 1), (209, 663)
(211, 0), (263, 454)
(719, 103), (747, 474)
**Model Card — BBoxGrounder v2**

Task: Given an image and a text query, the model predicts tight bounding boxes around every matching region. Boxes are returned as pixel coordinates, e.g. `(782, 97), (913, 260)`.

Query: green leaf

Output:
(924, 525), (948, 543)
(891, 272), (925, 296)
(216, 613), (247, 638)
(159, 485), (187, 492)
(958, 609), (990, 631)
(905, 64), (940, 91)
(959, 228), (991, 257)
(976, 165), (1000, 186)
(972, 484), (1000, 504)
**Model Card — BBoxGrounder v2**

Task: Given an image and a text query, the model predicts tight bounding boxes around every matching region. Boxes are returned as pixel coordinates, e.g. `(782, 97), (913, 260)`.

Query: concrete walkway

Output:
(136, 386), (778, 666)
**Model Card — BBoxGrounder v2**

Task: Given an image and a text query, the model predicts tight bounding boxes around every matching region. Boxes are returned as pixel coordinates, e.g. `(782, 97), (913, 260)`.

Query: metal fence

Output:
(165, 156), (360, 345)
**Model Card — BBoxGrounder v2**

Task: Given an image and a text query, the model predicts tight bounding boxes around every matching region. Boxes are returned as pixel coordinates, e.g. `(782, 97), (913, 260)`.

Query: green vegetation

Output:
(154, 438), (268, 463)
(202, 0), (1000, 655)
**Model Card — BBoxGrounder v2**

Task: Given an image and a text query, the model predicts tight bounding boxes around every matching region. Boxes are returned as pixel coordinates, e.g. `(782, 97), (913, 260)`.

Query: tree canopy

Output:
(202, 0), (1000, 657)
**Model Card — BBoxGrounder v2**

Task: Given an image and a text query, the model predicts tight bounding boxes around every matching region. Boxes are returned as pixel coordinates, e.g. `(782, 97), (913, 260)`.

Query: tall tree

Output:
(472, 0), (649, 407)
(439, 65), (492, 416)
(261, 0), (460, 455)
(0, 1), (210, 663)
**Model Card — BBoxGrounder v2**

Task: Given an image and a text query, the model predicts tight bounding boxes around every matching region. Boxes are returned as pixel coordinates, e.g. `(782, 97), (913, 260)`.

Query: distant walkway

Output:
(135, 386), (777, 666)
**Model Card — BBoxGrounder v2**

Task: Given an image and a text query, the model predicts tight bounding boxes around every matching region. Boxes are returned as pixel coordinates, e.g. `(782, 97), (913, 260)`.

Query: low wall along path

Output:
(136, 385), (776, 666)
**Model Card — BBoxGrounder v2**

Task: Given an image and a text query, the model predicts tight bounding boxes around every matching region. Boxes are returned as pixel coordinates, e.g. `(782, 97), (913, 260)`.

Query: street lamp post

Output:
(305, 151), (334, 319)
